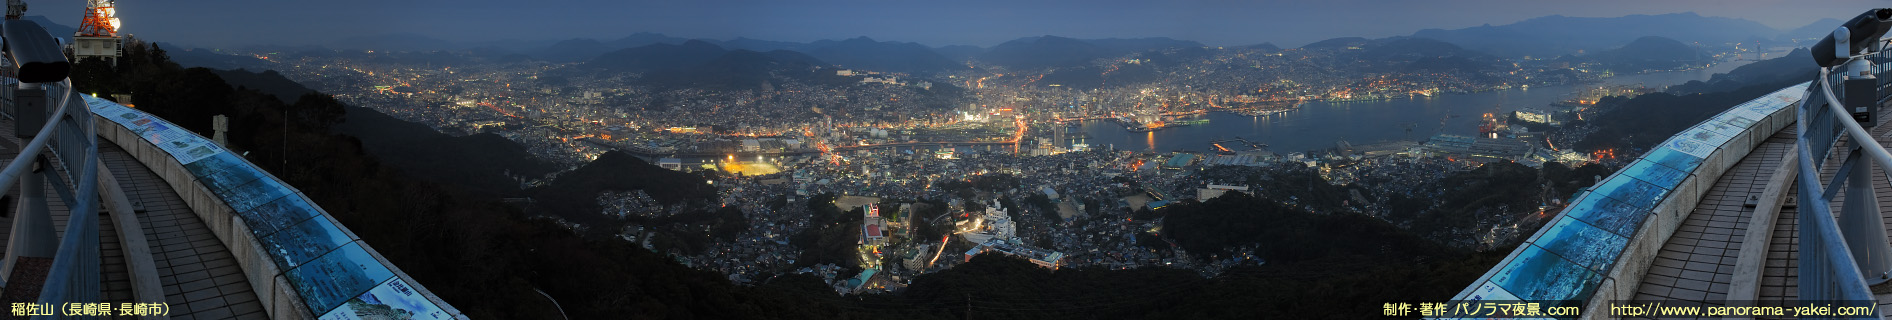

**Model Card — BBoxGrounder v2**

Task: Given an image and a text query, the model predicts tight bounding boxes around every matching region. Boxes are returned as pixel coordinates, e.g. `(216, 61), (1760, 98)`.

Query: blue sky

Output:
(30, 0), (1892, 49)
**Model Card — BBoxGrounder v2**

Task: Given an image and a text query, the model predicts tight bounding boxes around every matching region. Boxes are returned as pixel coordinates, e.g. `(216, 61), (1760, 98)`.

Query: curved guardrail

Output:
(0, 77), (107, 318)
(29, 79), (101, 318)
(1446, 83), (1809, 316)
(1789, 66), (1888, 319)
(84, 96), (464, 319)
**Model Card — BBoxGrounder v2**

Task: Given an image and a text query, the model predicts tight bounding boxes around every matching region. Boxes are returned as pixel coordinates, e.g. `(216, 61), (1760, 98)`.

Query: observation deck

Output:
(0, 17), (465, 318)
(1448, 82), (1811, 318)
(0, 91), (467, 319)
(1450, 16), (1892, 318)
(0, 115), (268, 318)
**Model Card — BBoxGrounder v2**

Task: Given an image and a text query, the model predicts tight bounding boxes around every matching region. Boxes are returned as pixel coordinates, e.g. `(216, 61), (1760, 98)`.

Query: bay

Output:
(1075, 59), (1766, 154)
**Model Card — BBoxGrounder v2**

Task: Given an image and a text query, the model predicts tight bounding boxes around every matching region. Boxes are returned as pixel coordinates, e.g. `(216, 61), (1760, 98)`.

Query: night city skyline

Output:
(10, 0), (1892, 318)
(24, 0), (1891, 49)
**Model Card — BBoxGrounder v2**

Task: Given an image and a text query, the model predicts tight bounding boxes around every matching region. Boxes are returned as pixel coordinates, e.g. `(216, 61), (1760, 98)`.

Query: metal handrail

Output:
(32, 81), (98, 314)
(1795, 65), (1887, 319)
(0, 79), (74, 196)
(1816, 69), (1892, 186)
(0, 73), (104, 316)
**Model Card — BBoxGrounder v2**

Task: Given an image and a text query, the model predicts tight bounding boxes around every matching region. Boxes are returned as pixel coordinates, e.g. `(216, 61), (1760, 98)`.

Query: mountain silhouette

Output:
(1413, 13), (1778, 58)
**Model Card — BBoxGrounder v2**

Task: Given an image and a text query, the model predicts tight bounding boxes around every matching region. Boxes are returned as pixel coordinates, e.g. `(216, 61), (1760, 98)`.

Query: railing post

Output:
(0, 157), (53, 283)
(0, 17), (97, 308)
(1799, 65), (1889, 318)
(1840, 145), (1892, 285)
(1835, 54), (1892, 287)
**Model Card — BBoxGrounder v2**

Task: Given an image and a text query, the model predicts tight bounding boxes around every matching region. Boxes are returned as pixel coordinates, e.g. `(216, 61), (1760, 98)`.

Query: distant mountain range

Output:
(527, 12), (1795, 73)
(1023, 36), (1503, 91)
(978, 36), (1204, 70)
(529, 38), (617, 63)
(1575, 36), (1710, 72)
(1300, 37), (1370, 49)
(1667, 48), (1816, 94)
(805, 37), (964, 73)
(1780, 18), (1846, 42)
(583, 40), (731, 73)
(170, 47), (270, 71)
(1412, 12), (1780, 58)
(170, 12), (1850, 87)
(1298, 37), (1510, 77)
(966, 36), (1224, 89)
(329, 33), (465, 53)
(608, 32), (694, 49)
(571, 40), (842, 90)
(521, 34), (962, 74)
(977, 36), (1111, 70)
(321, 30), (1209, 74)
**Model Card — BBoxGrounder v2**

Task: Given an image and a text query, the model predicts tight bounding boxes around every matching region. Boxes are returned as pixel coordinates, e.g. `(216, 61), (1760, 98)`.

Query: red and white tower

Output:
(72, 0), (120, 65)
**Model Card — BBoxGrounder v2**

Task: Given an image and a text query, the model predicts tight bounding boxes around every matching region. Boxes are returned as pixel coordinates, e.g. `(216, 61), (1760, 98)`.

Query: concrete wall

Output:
(93, 112), (466, 320)
(1583, 95), (1798, 318)
(1446, 83), (1808, 320)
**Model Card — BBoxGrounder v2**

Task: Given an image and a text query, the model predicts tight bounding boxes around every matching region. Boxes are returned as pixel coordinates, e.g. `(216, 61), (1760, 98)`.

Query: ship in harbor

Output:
(1126, 121), (1171, 132)
(1209, 137), (1269, 155)
(1118, 114), (1207, 132)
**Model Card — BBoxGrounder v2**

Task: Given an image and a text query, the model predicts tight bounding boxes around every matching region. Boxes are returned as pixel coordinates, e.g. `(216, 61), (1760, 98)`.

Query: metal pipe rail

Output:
(0, 74), (103, 317)
(1819, 71), (1892, 184)
(1796, 65), (1889, 319)
(31, 81), (98, 318)
(0, 79), (73, 197)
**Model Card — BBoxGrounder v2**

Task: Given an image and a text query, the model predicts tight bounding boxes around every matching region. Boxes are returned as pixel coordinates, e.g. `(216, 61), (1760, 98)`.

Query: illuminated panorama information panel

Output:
(86, 95), (452, 319)
(1447, 82), (1808, 315)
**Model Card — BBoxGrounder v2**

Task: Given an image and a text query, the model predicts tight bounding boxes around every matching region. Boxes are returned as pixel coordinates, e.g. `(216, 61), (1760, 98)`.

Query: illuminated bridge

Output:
(0, 19), (463, 319)
(1448, 9), (1892, 320)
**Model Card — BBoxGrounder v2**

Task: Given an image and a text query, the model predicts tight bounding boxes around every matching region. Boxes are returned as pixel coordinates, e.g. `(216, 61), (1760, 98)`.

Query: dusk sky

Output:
(33, 0), (1892, 49)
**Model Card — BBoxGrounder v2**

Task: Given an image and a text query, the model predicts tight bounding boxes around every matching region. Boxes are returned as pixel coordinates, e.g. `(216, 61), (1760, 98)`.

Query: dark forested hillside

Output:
(1162, 192), (1458, 262)
(1667, 48), (1815, 95)
(528, 150), (718, 233)
(332, 105), (556, 197)
(1584, 36), (1708, 72)
(205, 69), (318, 102)
(1571, 48), (1814, 152)
(188, 68), (557, 197)
(1576, 76), (1810, 152)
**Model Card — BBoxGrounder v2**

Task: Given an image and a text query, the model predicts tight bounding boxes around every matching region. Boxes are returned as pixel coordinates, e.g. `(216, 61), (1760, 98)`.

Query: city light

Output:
(142, 2), (1810, 313)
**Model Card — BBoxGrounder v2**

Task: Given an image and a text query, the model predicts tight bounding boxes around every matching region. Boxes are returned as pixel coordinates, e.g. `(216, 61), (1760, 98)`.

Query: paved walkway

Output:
(1636, 112), (1892, 319)
(103, 141), (266, 319)
(1631, 129), (1792, 318)
(0, 115), (266, 319)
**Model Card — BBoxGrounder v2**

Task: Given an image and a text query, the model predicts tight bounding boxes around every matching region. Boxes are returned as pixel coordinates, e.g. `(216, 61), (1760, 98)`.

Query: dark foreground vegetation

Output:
(1576, 48), (1816, 152)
